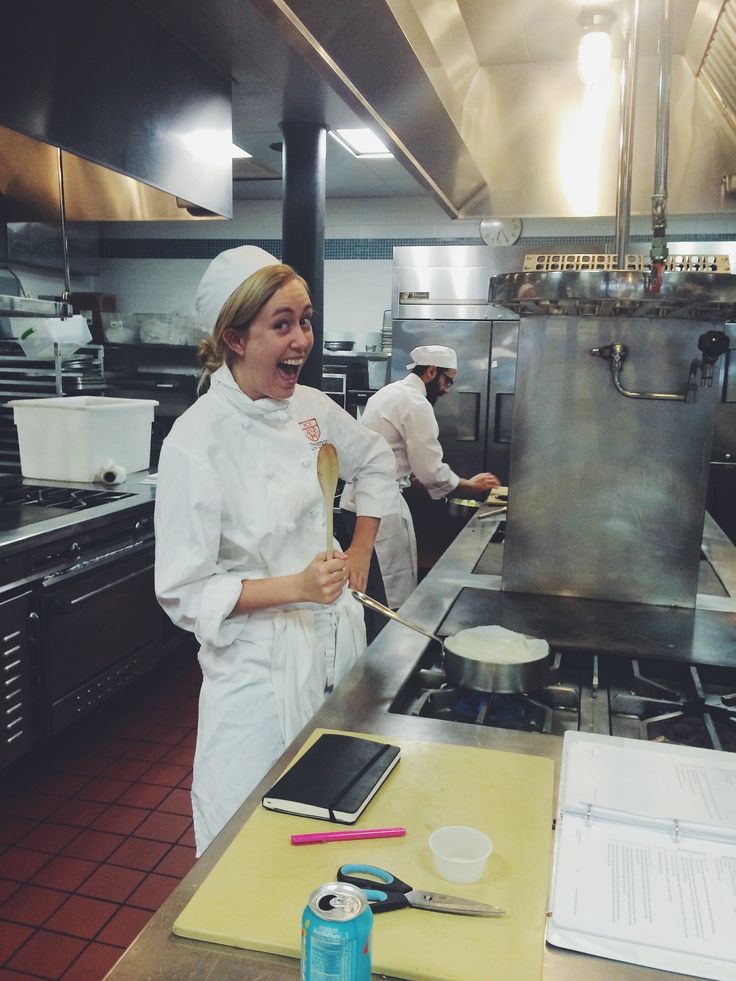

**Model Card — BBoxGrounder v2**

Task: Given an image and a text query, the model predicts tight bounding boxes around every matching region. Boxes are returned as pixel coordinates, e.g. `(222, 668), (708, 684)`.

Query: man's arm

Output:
(345, 515), (380, 592)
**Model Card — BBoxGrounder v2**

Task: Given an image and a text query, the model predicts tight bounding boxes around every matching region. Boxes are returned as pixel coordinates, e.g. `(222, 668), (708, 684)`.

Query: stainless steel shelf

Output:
(0, 295), (68, 318)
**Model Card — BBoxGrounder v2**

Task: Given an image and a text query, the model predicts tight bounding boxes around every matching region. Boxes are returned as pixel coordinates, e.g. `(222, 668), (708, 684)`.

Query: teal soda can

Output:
(301, 881), (373, 981)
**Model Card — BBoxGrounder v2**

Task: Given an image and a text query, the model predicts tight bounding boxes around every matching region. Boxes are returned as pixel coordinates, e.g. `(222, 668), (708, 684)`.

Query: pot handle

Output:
(350, 590), (443, 645)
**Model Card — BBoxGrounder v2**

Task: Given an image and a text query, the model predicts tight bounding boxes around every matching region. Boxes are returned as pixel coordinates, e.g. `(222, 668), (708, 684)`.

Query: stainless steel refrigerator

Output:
(390, 245), (522, 483)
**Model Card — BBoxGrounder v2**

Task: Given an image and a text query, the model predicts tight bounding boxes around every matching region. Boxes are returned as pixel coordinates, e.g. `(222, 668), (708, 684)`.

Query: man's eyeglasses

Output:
(438, 371), (454, 387)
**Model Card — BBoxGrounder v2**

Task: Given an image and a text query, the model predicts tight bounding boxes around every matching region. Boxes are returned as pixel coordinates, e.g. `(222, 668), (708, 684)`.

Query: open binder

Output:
(547, 731), (736, 980)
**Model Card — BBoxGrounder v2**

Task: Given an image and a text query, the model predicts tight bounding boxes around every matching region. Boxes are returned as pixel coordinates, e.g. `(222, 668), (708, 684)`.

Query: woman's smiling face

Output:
(227, 277), (314, 400)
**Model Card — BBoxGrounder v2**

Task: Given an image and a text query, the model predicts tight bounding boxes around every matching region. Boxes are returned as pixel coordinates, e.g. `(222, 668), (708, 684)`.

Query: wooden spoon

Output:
(317, 442), (339, 558)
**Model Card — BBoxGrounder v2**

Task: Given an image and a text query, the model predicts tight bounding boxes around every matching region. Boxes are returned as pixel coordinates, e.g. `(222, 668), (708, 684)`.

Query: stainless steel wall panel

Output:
(502, 315), (720, 608)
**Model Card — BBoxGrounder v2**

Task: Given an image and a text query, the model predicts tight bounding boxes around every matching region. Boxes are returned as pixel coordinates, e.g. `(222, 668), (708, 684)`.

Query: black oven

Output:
(0, 482), (194, 770)
(40, 527), (162, 733)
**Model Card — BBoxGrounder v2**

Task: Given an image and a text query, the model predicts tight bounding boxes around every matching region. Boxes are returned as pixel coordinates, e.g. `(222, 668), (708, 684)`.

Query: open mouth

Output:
(278, 358), (303, 381)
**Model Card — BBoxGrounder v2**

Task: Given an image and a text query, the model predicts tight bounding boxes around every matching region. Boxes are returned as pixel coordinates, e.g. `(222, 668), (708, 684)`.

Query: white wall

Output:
(95, 197), (468, 342)
(323, 259), (392, 348)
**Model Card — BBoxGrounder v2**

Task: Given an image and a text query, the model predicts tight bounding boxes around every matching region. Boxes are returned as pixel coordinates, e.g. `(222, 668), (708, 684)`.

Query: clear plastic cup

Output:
(428, 826), (493, 884)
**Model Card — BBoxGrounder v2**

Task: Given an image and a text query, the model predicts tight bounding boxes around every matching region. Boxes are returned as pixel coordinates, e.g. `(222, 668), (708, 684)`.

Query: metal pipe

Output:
(590, 342), (696, 401)
(614, 0), (640, 265)
(650, 0), (672, 264)
(55, 147), (72, 311)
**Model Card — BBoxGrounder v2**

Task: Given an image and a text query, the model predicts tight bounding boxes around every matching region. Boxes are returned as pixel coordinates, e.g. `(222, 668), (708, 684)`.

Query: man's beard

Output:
(425, 375), (443, 405)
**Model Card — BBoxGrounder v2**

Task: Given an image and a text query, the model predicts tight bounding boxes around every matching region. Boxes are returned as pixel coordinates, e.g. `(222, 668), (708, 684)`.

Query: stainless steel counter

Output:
(101, 503), (732, 980)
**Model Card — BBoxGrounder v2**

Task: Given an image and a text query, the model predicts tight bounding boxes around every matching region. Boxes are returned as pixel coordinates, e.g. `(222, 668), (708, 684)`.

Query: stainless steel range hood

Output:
(0, 0), (233, 224)
(0, 126), (229, 225)
(258, 0), (736, 219)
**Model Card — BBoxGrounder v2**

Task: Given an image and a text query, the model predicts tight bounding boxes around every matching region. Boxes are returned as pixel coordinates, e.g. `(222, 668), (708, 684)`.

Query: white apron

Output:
(192, 590), (364, 854)
(373, 494), (417, 609)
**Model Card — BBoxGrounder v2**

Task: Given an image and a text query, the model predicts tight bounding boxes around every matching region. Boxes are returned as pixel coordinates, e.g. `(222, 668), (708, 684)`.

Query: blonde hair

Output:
(196, 263), (309, 393)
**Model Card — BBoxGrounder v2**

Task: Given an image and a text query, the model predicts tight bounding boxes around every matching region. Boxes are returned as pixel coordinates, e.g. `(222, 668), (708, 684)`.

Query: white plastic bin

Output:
(9, 396), (159, 482)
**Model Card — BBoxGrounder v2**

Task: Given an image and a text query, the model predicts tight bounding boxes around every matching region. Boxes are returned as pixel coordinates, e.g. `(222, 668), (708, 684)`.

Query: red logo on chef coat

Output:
(299, 417), (321, 442)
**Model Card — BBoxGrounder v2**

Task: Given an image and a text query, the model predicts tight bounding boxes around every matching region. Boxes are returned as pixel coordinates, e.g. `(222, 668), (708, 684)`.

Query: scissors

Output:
(337, 864), (504, 917)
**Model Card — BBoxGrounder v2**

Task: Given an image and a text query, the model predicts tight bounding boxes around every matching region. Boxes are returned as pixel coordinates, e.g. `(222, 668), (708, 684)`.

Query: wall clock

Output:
(479, 217), (523, 246)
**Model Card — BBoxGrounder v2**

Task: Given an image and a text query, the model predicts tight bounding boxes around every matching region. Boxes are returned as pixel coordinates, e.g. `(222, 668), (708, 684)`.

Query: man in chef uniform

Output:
(341, 344), (499, 609)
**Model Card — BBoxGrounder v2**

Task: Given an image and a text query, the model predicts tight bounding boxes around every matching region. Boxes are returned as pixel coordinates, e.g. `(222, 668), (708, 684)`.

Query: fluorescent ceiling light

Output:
(330, 128), (393, 159)
(231, 143), (252, 159)
(577, 10), (615, 87)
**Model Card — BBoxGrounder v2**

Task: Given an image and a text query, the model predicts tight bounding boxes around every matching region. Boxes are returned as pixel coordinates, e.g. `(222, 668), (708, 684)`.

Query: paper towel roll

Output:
(94, 464), (127, 486)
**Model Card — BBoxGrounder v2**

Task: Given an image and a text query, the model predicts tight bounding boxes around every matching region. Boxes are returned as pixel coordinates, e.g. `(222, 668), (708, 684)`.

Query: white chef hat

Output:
(406, 344), (457, 370)
(194, 245), (279, 330)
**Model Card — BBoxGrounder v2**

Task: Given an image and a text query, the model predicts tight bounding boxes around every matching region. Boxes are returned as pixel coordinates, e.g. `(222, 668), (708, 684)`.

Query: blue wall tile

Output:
(100, 233), (736, 261)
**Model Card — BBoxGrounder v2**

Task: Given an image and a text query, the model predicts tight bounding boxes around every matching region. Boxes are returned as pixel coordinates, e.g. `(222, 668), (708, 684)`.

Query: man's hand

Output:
(344, 542), (372, 593)
(457, 472), (501, 495)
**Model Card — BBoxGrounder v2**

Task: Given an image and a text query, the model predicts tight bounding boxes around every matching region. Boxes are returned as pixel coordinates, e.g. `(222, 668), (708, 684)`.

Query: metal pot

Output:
(351, 590), (552, 693)
(324, 340), (355, 351)
(446, 496), (481, 519)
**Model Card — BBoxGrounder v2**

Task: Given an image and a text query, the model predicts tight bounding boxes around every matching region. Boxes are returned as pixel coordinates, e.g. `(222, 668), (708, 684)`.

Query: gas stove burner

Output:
(608, 660), (736, 751)
(30, 487), (131, 509)
(414, 687), (550, 732)
(392, 643), (736, 752)
(0, 482), (134, 530)
(649, 712), (736, 753)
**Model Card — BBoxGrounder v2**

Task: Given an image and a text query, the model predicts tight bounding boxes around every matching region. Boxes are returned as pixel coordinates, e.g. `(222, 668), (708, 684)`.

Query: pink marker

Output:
(291, 826), (406, 845)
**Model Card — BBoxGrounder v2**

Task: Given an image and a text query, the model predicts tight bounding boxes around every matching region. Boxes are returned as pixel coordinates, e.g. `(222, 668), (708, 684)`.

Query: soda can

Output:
(301, 880), (373, 981)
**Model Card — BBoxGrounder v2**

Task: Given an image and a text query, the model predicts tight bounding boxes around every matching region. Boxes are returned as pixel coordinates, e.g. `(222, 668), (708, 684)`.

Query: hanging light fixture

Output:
(577, 9), (616, 86)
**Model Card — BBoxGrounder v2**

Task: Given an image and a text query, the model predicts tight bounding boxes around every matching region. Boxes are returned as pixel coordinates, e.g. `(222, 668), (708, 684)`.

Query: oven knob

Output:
(70, 542), (81, 557)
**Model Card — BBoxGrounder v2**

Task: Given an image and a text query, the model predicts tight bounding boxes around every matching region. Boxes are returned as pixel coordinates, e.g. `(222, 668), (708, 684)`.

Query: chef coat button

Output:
(284, 520), (296, 532)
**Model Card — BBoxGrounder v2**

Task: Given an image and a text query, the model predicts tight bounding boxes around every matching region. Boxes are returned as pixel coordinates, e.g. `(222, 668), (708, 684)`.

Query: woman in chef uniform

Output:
(154, 246), (398, 855)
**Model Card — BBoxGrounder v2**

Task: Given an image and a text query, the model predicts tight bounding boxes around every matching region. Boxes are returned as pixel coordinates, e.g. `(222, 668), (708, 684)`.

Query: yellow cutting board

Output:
(173, 728), (554, 981)
(487, 485), (509, 507)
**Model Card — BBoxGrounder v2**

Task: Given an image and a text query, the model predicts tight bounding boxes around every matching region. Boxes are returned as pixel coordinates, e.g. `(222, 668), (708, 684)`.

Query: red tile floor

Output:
(0, 643), (201, 980)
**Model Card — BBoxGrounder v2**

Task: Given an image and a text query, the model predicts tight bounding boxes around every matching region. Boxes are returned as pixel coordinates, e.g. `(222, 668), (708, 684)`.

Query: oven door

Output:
(41, 542), (163, 732)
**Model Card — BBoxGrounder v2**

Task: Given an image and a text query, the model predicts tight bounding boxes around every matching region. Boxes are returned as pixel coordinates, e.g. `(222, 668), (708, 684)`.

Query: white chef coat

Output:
(340, 373), (459, 608)
(154, 365), (398, 854)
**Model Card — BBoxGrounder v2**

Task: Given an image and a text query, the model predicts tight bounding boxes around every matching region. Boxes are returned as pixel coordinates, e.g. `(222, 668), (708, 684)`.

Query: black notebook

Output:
(261, 733), (401, 824)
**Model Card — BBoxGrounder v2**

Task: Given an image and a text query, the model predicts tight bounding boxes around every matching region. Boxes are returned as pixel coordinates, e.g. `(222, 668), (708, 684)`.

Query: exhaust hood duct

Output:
(57, 148), (71, 310)
(650, 0), (673, 269)
(0, 0), (233, 222)
(614, 0), (640, 262)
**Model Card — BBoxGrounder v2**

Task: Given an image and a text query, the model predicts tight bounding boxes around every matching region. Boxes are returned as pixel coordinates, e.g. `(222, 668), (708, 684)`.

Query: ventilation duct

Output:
(698, 0), (736, 137)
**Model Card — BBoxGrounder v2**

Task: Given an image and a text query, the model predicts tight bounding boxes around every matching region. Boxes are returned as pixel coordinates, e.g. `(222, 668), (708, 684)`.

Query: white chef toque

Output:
(194, 245), (279, 330)
(406, 344), (458, 370)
